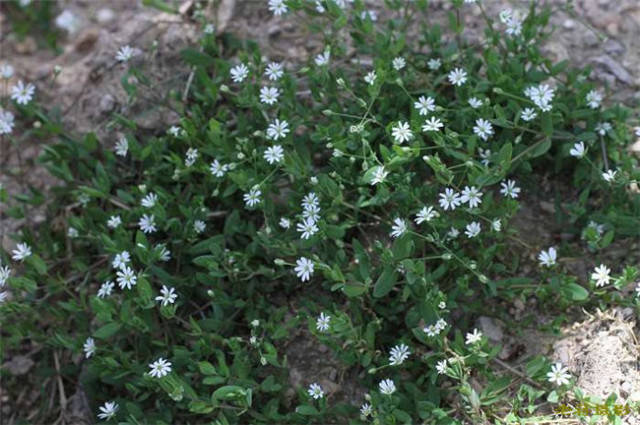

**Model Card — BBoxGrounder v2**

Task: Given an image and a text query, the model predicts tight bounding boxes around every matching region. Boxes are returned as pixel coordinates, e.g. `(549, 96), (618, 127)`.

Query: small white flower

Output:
(0, 291), (7, 304)
(112, 250), (130, 270)
(499, 179), (520, 198)
(230, 63), (249, 83)
(148, 358), (172, 378)
(524, 84), (555, 112)
(389, 344), (410, 365)
(438, 301), (446, 309)
(0, 63), (14, 79)
(138, 214), (157, 233)
(265, 62), (284, 81)
(264, 145), (284, 164)
(427, 58), (441, 70)
(279, 217), (291, 229)
(105, 215), (121, 230)
(267, 118), (290, 140)
(115, 136), (128, 157)
(595, 122), (612, 135)
(635, 127), (640, 137)
(115, 45), (134, 62)
(379, 379), (396, 395)
(538, 247), (557, 267)
(302, 192), (319, 209)
(391, 121), (413, 144)
(448, 227), (459, 239)
(478, 147), (491, 166)
(210, 159), (229, 177)
(392, 57), (406, 71)
(422, 116), (443, 132)
(591, 264), (611, 287)
(468, 97), (483, 108)
(415, 206), (439, 224)
(167, 126), (182, 137)
(83, 337), (96, 358)
(360, 403), (373, 417)
(465, 328), (483, 345)
(569, 141), (586, 158)
(316, 312), (330, 332)
(55, 10), (78, 33)
(521, 107), (537, 122)
(473, 118), (494, 141)
(360, 10), (377, 21)
(448, 68), (468, 86)
(460, 186), (483, 208)
(268, 0), (288, 16)
(155, 285), (178, 306)
(185, 148), (199, 167)
(194, 220), (206, 234)
(0, 109), (15, 135)
(414, 96), (436, 116)
(157, 244), (171, 262)
(97, 401), (119, 421)
(363, 71), (377, 85)
(259, 86), (280, 105)
(203, 23), (215, 34)
(465, 222), (481, 238)
(243, 187), (262, 208)
(586, 89), (602, 109)
(296, 217), (319, 239)
(390, 218), (407, 239)
(602, 169), (616, 182)
(67, 227), (79, 238)
(141, 192), (158, 208)
(438, 188), (461, 211)
(116, 266), (137, 290)
(308, 383), (324, 399)
(370, 166), (388, 185)
(11, 243), (32, 261)
(435, 359), (447, 375)
(302, 204), (321, 222)
(314, 50), (330, 66)
(547, 362), (571, 386)
(295, 257), (314, 282)
(10, 80), (35, 105)
(97, 281), (114, 298)
(0, 266), (11, 287)
(492, 219), (502, 232)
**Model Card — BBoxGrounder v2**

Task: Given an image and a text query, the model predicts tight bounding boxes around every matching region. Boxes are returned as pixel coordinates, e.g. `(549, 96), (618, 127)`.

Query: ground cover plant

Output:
(1, 0), (640, 424)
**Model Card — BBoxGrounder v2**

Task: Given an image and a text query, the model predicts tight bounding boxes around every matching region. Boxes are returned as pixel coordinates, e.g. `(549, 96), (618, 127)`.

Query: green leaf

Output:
(26, 254), (47, 275)
(181, 49), (216, 67)
(342, 284), (367, 298)
(563, 283), (589, 301)
(373, 267), (397, 298)
(198, 361), (217, 375)
(94, 322), (122, 339)
(295, 405), (320, 416)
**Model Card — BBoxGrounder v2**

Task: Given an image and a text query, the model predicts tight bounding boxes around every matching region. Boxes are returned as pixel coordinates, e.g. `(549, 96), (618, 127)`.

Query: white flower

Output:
(55, 10), (78, 33)
(547, 362), (571, 386)
(465, 328), (483, 345)
(392, 121), (413, 144)
(360, 403), (373, 417)
(267, 118), (290, 140)
(438, 188), (462, 211)
(501, 10), (522, 36)
(243, 187), (262, 208)
(185, 148), (199, 166)
(265, 62), (284, 81)
(415, 206), (439, 224)
(295, 257), (314, 282)
(499, 179), (520, 198)
(370, 166), (388, 185)
(97, 401), (118, 421)
(635, 127), (640, 137)
(210, 159), (229, 177)
(141, 192), (158, 208)
(390, 218), (407, 238)
(259, 86), (280, 105)
(0, 109), (15, 135)
(524, 84), (555, 112)
(264, 145), (284, 164)
(316, 312), (330, 332)
(148, 358), (172, 378)
(422, 116), (443, 132)
(194, 220), (206, 233)
(167, 126), (182, 137)
(364, 71), (376, 85)
(115, 45), (134, 62)
(448, 227), (459, 239)
(230, 63), (249, 83)
(268, 0), (288, 16)
(427, 58), (441, 70)
(361, 10), (377, 21)
(602, 169), (616, 182)
(97, 281), (114, 298)
(379, 379), (396, 395)
(302, 192), (319, 209)
(521, 107), (537, 122)
(465, 222), (481, 238)
(392, 57), (406, 70)
(478, 147), (491, 166)
(302, 204), (321, 222)
(586, 89), (602, 109)
(595, 122), (612, 135)
(389, 344), (410, 365)
(0, 266), (11, 287)
(538, 247), (557, 267)
(155, 285), (178, 306)
(296, 217), (319, 239)
(468, 97), (483, 108)
(157, 245), (171, 262)
(591, 264), (611, 287)
(105, 215), (121, 230)
(307, 383), (324, 399)
(435, 359), (447, 375)
(10, 80), (35, 105)
(203, 23), (215, 34)
(83, 337), (96, 358)
(414, 96), (436, 115)
(11, 243), (32, 261)
(279, 217), (291, 229)
(460, 186), (483, 208)
(492, 219), (502, 232)
(138, 214), (156, 233)
(314, 50), (330, 66)
(0, 291), (7, 304)
(448, 68), (467, 86)
(115, 136), (128, 157)
(67, 227), (79, 238)
(438, 301), (446, 309)
(0, 63), (14, 79)
(473, 118), (494, 141)
(569, 141), (586, 158)
(116, 266), (137, 290)
(112, 251), (130, 270)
